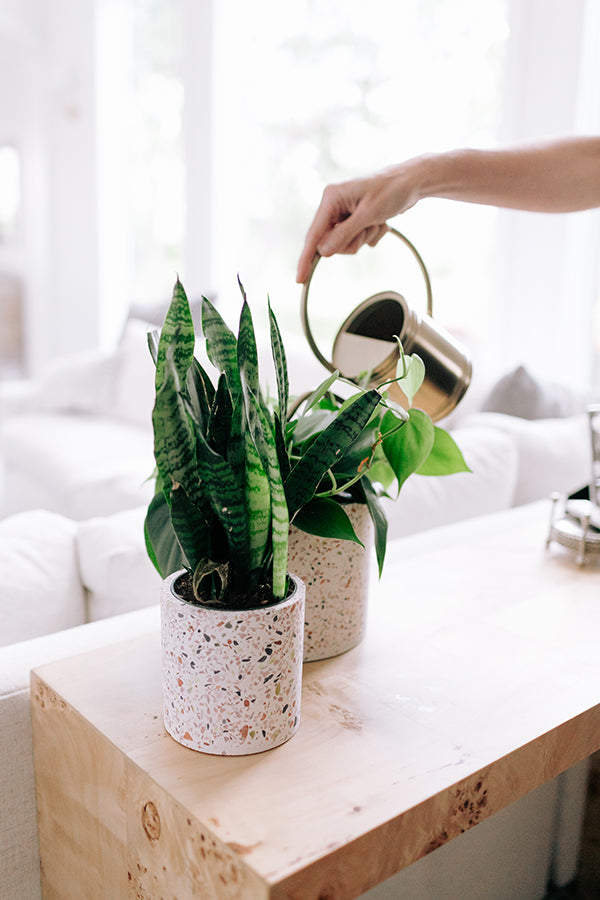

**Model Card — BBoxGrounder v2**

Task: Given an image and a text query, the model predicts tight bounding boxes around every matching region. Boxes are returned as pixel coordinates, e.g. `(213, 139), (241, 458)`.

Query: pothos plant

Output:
(145, 277), (469, 609)
(285, 349), (470, 575)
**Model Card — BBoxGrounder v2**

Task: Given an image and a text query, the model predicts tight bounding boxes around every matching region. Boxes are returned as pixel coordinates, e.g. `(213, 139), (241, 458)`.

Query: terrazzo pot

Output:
(288, 502), (373, 662)
(161, 571), (305, 756)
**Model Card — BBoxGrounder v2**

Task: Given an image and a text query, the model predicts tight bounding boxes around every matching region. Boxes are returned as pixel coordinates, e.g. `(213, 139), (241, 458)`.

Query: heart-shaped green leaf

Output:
(381, 408), (434, 490)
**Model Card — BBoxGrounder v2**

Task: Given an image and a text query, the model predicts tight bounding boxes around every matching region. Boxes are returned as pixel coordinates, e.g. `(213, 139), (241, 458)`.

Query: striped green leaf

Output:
(186, 357), (215, 429)
(237, 296), (259, 398)
(247, 391), (289, 598)
(152, 352), (206, 515)
(207, 373), (233, 457)
(244, 429), (271, 573)
(194, 428), (250, 588)
(226, 398), (246, 476)
(268, 300), (289, 430)
(285, 389), (382, 515)
(156, 279), (195, 390)
(168, 481), (211, 573)
(201, 296), (242, 400)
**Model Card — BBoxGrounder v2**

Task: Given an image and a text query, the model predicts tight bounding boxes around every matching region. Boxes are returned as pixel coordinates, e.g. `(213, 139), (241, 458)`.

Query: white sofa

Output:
(0, 318), (596, 898)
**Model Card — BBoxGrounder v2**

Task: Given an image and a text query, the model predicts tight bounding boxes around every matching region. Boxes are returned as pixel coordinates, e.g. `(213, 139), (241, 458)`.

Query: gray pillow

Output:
(480, 365), (585, 420)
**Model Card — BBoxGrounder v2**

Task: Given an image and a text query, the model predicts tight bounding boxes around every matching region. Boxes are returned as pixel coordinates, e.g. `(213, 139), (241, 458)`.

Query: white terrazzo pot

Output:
(288, 502), (373, 662)
(161, 572), (305, 755)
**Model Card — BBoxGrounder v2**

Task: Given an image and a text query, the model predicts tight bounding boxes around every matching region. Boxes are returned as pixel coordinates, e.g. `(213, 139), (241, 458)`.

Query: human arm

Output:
(296, 136), (600, 283)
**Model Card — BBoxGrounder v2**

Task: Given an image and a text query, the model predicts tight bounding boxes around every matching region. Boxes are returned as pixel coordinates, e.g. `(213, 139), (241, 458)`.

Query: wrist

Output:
(411, 151), (459, 202)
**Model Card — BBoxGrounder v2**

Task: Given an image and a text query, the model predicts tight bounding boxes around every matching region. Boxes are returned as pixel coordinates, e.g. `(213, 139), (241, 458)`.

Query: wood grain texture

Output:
(32, 502), (600, 899)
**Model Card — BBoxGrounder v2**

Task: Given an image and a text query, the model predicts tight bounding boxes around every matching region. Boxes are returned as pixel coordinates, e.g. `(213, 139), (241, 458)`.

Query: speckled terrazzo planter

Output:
(161, 572), (305, 756)
(288, 502), (373, 662)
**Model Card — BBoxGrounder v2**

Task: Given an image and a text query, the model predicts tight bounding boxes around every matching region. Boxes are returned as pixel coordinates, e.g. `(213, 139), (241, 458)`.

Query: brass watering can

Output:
(300, 227), (472, 422)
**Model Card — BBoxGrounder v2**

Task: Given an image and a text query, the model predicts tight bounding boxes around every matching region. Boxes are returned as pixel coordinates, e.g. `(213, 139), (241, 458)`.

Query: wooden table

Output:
(31, 502), (600, 899)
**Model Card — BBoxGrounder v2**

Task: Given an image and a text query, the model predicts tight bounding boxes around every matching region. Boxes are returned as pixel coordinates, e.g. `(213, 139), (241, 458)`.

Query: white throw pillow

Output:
(381, 424), (519, 540)
(77, 506), (162, 621)
(462, 412), (592, 505)
(0, 510), (86, 646)
(111, 319), (158, 430)
(33, 348), (118, 416)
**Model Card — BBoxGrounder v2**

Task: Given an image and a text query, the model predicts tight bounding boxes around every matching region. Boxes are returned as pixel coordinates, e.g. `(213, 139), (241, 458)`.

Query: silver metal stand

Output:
(545, 406), (600, 566)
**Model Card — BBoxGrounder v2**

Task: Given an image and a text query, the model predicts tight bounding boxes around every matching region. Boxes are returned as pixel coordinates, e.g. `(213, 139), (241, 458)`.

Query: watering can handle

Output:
(300, 226), (434, 374)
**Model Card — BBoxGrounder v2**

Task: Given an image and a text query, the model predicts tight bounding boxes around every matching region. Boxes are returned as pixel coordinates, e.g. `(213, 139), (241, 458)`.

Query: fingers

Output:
(295, 186), (344, 283)
(296, 180), (391, 282)
(296, 221), (388, 283)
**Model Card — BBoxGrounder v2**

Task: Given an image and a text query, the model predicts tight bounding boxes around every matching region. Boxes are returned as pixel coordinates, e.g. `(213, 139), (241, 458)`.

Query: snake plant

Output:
(145, 277), (468, 607)
(145, 278), (383, 607)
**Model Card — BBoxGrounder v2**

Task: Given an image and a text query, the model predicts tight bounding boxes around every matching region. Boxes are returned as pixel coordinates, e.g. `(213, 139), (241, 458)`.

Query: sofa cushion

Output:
(0, 412), (155, 520)
(77, 506), (162, 621)
(463, 412), (591, 505)
(381, 423), (519, 539)
(0, 510), (86, 646)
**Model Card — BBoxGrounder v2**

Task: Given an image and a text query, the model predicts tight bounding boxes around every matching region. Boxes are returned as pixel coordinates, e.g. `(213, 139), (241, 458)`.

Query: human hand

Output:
(296, 161), (425, 283)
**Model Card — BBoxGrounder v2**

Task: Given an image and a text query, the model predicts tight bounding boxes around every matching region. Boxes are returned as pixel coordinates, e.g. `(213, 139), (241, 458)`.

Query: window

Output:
(96, 0), (600, 388)
(211, 0), (509, 355)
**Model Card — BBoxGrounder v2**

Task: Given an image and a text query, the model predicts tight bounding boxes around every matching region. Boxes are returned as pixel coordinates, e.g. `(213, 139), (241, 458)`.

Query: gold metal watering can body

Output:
(300, 227), (472, 422)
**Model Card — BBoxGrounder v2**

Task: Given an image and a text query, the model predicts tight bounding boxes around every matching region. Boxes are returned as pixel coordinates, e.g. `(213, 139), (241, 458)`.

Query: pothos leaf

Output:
(395, 338), (425, 406)
(417, 426), (471, 476)
(291, 497), (363, 545)
(381, 407), (434, 490)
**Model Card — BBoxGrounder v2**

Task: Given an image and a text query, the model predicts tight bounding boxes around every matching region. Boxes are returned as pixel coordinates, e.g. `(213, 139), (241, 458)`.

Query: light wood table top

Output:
(31, 501), (600, 899)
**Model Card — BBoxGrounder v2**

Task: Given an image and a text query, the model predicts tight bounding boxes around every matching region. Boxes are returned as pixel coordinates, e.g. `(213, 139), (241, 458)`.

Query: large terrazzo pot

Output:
(161, 571), (305, 756)
(288, 502), (373, 662)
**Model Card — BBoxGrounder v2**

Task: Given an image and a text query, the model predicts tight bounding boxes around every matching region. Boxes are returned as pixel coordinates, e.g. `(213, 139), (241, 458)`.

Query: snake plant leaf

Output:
(381, 407), (435, 490)
(186, 357), (215, 429)
(156, 279), (195, 390)
(417, 426), (471, 476)
(268, 300), (289, 431)
(168, 481), (211, 573)
(290, 406), (337, 446)
(285, 389), (382, 516)
(152, 352), (207, 514)
(273, 412), (291, 483)
(192, 558), (228, 603)
(356, 476), (388, 577)
(194, 428), (250, 588)
(331, 423), (379, 477)
(246, 391), (289, 598)
(207, 373), (233, 458)
(147, 329), (159, 367)
(237, 297), (260, 399)
(201, 295), (242, 400)
(291, 496), (363, 545)
(301, 370), (340, 415)
(244, 428), (271, 573)
(226, 397), (246, 475)
(144, 489), (186, 577)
